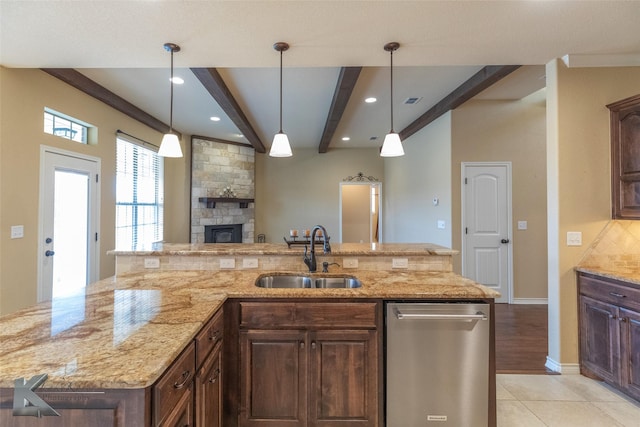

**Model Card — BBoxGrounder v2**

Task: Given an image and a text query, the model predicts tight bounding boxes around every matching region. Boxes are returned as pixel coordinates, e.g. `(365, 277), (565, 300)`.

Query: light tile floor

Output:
(497, 374), (640, 426)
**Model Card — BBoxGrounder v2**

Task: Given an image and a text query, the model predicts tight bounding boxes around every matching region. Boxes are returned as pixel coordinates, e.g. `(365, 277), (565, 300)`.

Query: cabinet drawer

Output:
(579, 273), (640, 312)
(195, 308), (224, 368)
(240, 302), (378, 329)
(153, 342), (196, 426)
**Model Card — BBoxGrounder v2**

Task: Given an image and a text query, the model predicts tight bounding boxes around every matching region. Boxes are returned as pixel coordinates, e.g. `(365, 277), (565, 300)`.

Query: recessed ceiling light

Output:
(342, 137), (350, 141)
(234, 133), (244, 138)
(365, 97), (377, 103)
(170, 76), (184, 85)
(210, 116), (221, 122)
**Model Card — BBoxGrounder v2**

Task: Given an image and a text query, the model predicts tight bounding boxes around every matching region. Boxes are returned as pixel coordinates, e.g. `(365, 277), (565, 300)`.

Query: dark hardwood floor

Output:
(495, 303), (550, 374)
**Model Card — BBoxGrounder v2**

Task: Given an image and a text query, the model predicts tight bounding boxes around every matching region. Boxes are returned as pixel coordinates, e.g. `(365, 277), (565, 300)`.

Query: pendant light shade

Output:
(269, 42), (293, 158)
(159, 42), (183, 158)
(380, 42), (404, 157)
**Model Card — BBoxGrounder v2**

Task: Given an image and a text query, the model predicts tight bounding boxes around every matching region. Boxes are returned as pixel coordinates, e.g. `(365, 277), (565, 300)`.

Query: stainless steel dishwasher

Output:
(386, 302), (490, 426)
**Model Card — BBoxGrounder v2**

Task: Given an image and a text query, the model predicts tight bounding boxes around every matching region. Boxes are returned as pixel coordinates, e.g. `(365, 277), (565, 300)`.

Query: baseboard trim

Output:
(511, 298), (548, 305)
(545, 356), (580, 374)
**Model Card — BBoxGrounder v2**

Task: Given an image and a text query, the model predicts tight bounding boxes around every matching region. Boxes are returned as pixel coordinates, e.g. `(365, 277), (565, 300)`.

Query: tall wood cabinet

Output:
(608, 94), (640, 219)
(578, 272), (640, 400)
(231, 300), (381, 427)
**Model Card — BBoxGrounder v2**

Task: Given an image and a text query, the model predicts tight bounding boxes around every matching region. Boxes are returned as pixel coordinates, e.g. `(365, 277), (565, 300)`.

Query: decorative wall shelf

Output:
(283, 236), (330, 248)
(198, 197), (254, 208)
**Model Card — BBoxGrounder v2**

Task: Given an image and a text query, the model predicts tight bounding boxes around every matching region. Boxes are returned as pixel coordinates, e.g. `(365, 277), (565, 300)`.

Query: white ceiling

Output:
(2, 1), (639, 150)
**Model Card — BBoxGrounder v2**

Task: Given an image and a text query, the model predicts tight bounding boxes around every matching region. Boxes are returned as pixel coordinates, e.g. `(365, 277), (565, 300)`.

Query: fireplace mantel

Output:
(198, 197), (254, 209)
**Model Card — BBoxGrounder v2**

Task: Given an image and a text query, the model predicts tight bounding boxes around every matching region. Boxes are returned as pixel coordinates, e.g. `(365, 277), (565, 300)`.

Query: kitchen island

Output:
(0, 243), (498, 426)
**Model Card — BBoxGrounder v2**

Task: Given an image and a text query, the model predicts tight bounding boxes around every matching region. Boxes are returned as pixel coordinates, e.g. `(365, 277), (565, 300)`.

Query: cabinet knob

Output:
(300, 341), (305, 349)
(209, 368), (221, 384)
(208, 330), (220, 342)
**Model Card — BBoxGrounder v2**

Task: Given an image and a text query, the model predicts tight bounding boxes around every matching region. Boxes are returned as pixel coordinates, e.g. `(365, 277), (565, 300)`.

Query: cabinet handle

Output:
(311, 341), (316, 350)
(619, 317), (627, 323)
(609, 314), (616, 319)
(208, 329), (220, 342)
(173, 370), (191, 389)
(300, 341), (305, 349)
(609, 292), (627, 298)
(209, 368), (221, 384)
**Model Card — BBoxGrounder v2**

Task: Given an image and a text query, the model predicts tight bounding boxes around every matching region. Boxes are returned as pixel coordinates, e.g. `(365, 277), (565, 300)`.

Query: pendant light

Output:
(158, 42), (183, 158)
(269, 42), (293, 157)
(380, 42), (405, 157)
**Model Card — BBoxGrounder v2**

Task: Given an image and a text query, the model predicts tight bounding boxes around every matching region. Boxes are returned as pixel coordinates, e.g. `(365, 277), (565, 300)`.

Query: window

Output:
(44, 109), (90, 144)
(116, 137), (164, 250)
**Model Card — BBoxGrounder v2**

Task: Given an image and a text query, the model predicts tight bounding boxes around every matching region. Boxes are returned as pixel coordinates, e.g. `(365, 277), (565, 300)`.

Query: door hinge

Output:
(95, 232), (98, 242)
(464, 177), (468, 184)
(465, 227), (468, 234)
(95, 174), (99, 183)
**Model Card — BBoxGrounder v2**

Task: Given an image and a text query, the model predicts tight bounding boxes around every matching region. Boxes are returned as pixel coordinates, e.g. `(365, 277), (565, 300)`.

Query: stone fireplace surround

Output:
(191, 137), (255, 243)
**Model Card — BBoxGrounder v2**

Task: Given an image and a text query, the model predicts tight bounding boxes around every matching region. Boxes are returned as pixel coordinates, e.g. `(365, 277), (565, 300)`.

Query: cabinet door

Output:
(308, 330), (378, 427)
(620, 308), (640, 400)
(195, 345), (223, 427)
(579, 296), (619, 383)
(239, 330), (307, 427)
(160, 384), (194, 427)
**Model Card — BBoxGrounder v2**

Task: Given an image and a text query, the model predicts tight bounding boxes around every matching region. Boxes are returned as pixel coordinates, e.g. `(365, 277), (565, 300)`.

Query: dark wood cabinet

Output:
(154, 342), (196, 427)
(608, 94), (640, 219)
(233, 300), (381, 427)
(578, 272), (640, 400)
(195, 308), (224, 427)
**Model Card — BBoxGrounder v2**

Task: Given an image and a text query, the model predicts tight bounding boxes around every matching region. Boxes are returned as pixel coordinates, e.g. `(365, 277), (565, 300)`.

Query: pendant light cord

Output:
(389, 48), (394, 133)
(169, 48), (174, 134)
(279, 49), (283, 133)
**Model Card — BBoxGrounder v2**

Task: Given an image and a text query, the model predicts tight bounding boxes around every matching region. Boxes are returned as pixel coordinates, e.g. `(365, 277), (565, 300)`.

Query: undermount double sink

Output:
(256, 274), (362, 289)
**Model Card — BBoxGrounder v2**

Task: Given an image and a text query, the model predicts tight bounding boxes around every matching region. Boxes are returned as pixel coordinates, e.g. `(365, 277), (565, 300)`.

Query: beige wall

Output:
(546, 61), (640, 369)
(341, 184), (371, 243)
(0, 68), (189, 315)
(451, 92), (548, 301)
(383, 113), (452, 247)
(255, 148), (384, 243)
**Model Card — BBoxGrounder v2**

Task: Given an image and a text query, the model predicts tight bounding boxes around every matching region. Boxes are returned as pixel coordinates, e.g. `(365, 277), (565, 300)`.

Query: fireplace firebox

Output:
(205, 224), (243, 243)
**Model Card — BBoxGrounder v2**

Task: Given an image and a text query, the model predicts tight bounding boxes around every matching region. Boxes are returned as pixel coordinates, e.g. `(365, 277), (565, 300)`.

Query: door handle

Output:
(501, 239), (510, 244)
(45, 250), (55, 257)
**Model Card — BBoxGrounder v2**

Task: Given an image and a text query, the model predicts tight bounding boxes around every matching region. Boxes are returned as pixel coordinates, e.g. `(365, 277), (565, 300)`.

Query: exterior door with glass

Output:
(39, 147), (100, 302)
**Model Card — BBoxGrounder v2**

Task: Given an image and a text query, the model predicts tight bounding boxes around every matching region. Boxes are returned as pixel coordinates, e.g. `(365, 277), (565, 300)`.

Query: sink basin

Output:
(256, 274), (362, 289)
(256, 275), (313, 288)
(314, 277), (362, 288)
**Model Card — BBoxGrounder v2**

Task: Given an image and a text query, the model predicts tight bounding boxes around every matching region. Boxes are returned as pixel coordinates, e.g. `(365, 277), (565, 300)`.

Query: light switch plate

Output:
(242, 258), (259, 269)
(10, 225), (24, 239)
(392, 258), (409, 269)
(518, 221), (528, 230)
(567, 231), (582, 246)
(343, 258), (359, 269)
(437, 220), (446, 229)
(219, 258), (236, 269)
(144, 258), (160, 268)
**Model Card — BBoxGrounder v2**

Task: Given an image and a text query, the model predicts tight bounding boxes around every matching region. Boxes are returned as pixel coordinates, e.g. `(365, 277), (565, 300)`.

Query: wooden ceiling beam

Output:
(191, 68), (266, 153)
(318, 67), (363, 153)
(399, 65), (521, 141)
(41, 68), (178, 138)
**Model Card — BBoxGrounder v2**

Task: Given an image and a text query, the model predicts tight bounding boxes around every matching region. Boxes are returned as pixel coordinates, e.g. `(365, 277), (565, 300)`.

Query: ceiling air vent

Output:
(369, 136), (378, 141)
(404, 97), (422, 105)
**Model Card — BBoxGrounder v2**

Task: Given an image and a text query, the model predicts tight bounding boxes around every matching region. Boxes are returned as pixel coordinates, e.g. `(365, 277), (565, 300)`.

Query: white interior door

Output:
(39, 147), (100, 302)
(462, 162), (512, 303)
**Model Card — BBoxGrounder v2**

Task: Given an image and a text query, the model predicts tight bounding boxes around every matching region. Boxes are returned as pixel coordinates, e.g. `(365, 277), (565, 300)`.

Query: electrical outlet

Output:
(343, 258), (359, 269)
(10, 225), (24, 239)
(144, 258), (160, 268)
(437, 220), (445, 229)
(219, 258), (236, 269)
(567, 231), (582, 246)
(392, 258), (409, 269)
(242, 258), (259, 269)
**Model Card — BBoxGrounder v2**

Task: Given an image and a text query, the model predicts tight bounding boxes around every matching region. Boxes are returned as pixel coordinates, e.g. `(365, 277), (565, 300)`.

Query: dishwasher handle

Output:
(394, 308), (488, 321)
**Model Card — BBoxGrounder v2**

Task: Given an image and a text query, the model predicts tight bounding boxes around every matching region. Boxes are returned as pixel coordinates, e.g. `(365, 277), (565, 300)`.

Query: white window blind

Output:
(116, 136), (164, 250)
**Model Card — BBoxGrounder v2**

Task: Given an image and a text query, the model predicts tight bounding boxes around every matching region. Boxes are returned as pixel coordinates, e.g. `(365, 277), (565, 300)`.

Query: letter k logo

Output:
(13, 374), (60, 417)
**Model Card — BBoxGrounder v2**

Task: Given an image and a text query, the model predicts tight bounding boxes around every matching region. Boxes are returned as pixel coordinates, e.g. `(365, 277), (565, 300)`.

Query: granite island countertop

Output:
(0, 267), (497, 390)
